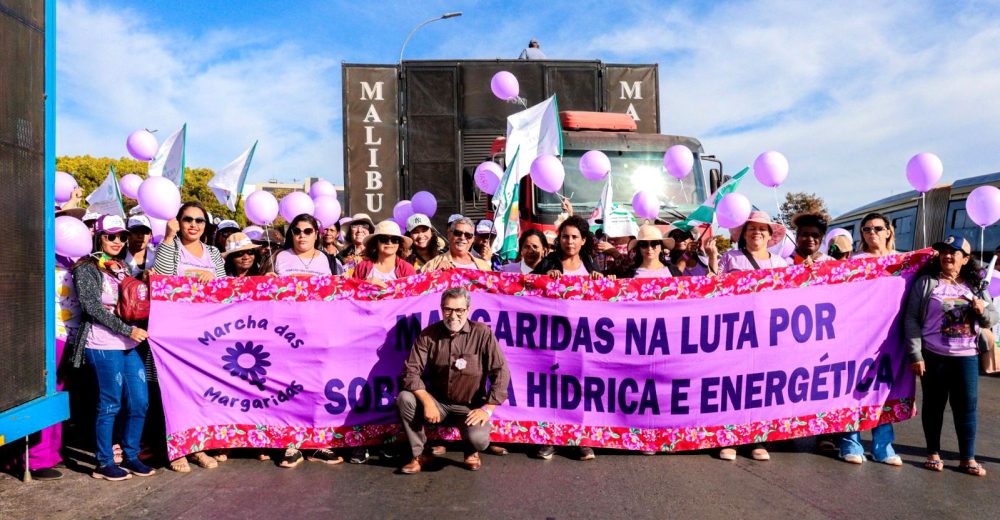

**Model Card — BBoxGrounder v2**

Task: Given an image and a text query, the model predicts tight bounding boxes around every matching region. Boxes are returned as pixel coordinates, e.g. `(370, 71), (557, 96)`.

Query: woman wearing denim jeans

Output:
(839, 212), (901, 465)
(903, 236), (995, 476)
(70, 215), (155, 481)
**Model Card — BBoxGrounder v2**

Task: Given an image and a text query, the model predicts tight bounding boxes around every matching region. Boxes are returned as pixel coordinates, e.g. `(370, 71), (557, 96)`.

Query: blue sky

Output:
(56, 0), (1000, 214)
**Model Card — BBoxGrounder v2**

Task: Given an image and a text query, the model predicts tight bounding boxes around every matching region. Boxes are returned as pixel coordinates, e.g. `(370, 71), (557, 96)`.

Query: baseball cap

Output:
(475, 219), (496, 236)
(448, 214), (465, 224)
(127, 214), (151, 231)
(82, 211), (101, 223)
(95, 215), (127, 234)
(242, 225), (265, 241)
(406, 213), (433, 233)
(933, 235), (973, 256)
(217, 219), (240, 231)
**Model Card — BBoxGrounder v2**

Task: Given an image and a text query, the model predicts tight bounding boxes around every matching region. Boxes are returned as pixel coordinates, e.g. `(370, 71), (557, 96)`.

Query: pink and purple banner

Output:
(149, 251), (930, 460)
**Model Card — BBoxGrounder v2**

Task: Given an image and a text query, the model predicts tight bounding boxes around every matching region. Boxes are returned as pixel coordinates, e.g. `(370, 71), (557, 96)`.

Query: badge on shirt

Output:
(454, 358), (467, 370)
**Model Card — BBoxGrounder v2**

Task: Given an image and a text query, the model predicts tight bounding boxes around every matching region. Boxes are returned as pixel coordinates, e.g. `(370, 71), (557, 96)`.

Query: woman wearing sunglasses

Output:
(153, 202), (226, 282)
(836, 212), (903, 467)
(622, 225), (679, 278)
(273, 214), (342, 278)
(354, 220), (417, 286)
(70, 215), (154, 481)
(223, 233), (264, 277)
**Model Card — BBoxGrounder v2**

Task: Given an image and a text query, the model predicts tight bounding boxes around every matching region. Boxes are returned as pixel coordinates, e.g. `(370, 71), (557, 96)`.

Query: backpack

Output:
(116, 275), (150, 323)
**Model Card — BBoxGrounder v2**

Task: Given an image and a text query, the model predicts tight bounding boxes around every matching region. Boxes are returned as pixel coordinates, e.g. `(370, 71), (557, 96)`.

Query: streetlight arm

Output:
(398, 12), (463, 63)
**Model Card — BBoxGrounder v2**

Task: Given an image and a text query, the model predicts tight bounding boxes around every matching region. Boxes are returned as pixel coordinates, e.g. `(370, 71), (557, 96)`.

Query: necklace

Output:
(297, 250), (318, 270)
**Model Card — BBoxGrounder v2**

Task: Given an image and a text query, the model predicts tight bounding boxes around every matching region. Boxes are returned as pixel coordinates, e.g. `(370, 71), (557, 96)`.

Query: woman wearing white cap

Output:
(405, 214), (447, 270)
(354, 220), (417, 286)
(124, 215), (154, 276)
(622, 225), (679, 278)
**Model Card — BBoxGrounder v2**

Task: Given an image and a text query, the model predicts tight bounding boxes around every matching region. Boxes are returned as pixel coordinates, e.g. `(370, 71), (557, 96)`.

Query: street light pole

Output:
(398, 12), (462, 64)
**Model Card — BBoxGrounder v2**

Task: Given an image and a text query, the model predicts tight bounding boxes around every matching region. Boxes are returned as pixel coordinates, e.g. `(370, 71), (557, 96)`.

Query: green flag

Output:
(492, 148), (521, 262)
(672, 166), (750, 232)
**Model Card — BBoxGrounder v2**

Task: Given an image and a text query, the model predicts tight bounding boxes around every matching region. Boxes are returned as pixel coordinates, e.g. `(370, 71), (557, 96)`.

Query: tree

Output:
(779, 192), (831, 228)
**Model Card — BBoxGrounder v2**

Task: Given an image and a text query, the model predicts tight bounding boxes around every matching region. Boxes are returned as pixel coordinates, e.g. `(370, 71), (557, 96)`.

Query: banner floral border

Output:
(151, 250), (933, 304)
(165, 399), (915, 460)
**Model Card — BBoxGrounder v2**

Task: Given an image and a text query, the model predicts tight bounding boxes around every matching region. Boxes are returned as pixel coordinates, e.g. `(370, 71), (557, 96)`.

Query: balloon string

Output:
(921, 193), (927, 248)
(772, 187), (782, 221)
(981, 226), (985, 263)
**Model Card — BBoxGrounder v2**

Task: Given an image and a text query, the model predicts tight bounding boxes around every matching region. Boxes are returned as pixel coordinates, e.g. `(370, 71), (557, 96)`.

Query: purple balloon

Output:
(966, 185), (1000, 227)
(137, 176), (181, 220)
(119, 174), (143, 200)
(632, 190), (660, 220)
(664, 145), (694, 180)
(312, 195), (342, 228)
(309, 179), (337, 199)
(245, 191), (279, 225)
(55, 216), (92, 258)
(279, 191), (315, 223)
(475, 162), (504, 195)
(126, 129), (159, 161)
(411, 191), (437, 217)
(55, 171), (78, 203)
(990, 276), (1000, 299)
(579, 150), (611, 181)
(753, 151), (789, 188)
(148, 217), (167, 245)
(715, 192), (752, 228)
(905, 152), (943, 193)
(490, 71), (519, 101)
(393, 200), (414, 224)
(530, 155), (565, 193)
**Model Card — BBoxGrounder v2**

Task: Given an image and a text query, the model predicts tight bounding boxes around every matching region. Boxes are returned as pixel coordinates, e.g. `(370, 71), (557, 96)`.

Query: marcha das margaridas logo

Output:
(221, 341), (271, 390)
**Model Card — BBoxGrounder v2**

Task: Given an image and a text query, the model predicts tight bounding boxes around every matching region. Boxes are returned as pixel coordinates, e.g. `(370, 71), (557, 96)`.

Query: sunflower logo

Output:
(221, 341), (271, 390)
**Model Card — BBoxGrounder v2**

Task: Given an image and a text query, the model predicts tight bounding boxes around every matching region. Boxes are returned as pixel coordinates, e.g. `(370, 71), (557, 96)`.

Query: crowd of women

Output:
(15, 199), (991, 481)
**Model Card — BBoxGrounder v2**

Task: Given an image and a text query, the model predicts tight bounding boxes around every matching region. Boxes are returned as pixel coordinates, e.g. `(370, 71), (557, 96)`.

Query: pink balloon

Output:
(905, 152), (943, 193)
(119, 174), (143, 200)
(148, 217), (167, 245)
(55, 216), (93, 258)
(245, 191), (279, 225)
(475, 162), (504, 195)
(530, 155), (565, 193)
(966, 185), (1000, 227)
(632, 190), (660, 220)
(312, 195), (342, 228)
(279, 191), (315, 222)
(664, 145), (694, 180)
(579, 150), (611, 181)
(715, 192), (752, 228)
(137, 176), (181, 220)
(753, 151), (789, 188)
(126, 130), (159, 161)
(490, 71), (519, 101)
(55, 171), (78, 203)
(411, 191), (437, 217)
(309, 179), (337, 199)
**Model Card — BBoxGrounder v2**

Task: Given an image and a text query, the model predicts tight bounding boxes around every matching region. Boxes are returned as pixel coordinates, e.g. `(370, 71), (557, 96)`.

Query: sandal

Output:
(213, 449), (229, 462)
(924, 457), (944, 472)
(169, 458), (191, 473)
(961, 462), (986, 477)
(189, 452), (218, 469)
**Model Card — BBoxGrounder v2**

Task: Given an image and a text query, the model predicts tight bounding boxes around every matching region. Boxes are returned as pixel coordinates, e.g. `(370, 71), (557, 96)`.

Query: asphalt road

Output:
(3, 376), (999, 520)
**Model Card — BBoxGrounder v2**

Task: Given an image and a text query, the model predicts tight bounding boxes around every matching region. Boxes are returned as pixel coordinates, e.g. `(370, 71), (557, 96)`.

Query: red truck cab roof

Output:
(490, 111), (638, 156)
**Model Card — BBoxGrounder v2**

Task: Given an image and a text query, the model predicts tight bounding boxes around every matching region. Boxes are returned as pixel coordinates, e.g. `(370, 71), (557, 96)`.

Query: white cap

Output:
(475, 219), (496, 235)
(406, 213), (434, 233)
(82, 211), (101, 223)
(448, 214), (464, 224)
(127, 214), (151, 231)
(217, 219), (240, 231)
(242, 225), (265, 241)
(128, 205), (145, 216)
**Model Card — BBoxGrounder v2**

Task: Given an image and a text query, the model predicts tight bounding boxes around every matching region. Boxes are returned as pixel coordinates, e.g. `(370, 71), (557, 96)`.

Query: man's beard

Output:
(444, 317), (466, 332)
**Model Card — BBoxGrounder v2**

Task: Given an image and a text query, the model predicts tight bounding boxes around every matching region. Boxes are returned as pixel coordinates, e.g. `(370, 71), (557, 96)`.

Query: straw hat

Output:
(728, 210), (786, 248)
(363, 220), (413, 249)
(222, 232), (261, 258)
(349, 213), (375, 232)
(628, 224), (676, 251)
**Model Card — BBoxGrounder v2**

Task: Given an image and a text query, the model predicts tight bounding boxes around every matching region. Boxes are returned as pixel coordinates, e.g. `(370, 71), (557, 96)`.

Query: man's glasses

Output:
(377, 236), (401, 245)
(451, 231), (474, 240)
(637, 241), (661, 249)
(442, 307), (468, 316)
(181, 216), (206, 225)
(861, 226), (886, 234)
(292, 227), (315, 236)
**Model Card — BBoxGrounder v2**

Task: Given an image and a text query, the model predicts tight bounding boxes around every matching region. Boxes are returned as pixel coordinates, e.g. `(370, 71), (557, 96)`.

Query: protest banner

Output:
(148, 251), (929, 460)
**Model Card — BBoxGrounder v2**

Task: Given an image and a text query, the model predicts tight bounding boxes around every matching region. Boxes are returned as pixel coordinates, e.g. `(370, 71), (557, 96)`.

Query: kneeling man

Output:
(397, 287), (510, 473)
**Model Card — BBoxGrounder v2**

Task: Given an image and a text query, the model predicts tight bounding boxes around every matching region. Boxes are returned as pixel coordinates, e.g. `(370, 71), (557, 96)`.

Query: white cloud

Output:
(56, 0), (344, 186)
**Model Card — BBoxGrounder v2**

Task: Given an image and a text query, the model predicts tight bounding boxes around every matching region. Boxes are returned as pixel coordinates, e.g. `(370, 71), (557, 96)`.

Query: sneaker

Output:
(279, 449), (304, 468)
(578, 447), (596, 461)
(121, 458), (156, 476)
(92, 465), (133, 481)
(536, 445), (556, 460)
(349, 447), (369, 464)
(30, 467), (64, 481)
(308, 449), (344, 465)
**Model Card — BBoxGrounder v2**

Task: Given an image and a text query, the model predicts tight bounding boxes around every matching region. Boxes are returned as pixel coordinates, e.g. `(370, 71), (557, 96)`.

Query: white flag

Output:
(504, 95), (562, 181)
(208, 141), (257, 211)
(148, 124), (187, 186)
(85, 166), (125, 218)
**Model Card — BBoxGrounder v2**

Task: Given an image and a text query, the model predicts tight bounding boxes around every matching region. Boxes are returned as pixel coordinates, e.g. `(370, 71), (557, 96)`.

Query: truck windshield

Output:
(533, 150), (705, 218)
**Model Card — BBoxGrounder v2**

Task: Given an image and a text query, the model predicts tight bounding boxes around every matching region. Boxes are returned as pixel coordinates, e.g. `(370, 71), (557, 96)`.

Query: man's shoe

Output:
(349, 447), (369, 464)
(30, 467), (64, 481)
(488, 445), (508, 456)
(400, 455), (433, 475)
(464, 452), (482, 471)
(536, 445), (556, 460)
(578, 447), (596, 461)
(121, 458), (156, 476)
(430, 445), (447, 456)
(92, 465), (132, 481)
(308, 449), (344, 464)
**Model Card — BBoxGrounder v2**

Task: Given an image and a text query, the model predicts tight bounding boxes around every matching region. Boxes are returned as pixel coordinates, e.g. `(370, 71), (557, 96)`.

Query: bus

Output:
(830, 171), (1000, 257)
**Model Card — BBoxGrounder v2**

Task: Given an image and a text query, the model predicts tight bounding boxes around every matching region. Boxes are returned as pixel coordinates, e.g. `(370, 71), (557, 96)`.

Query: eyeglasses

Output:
(442, 307), (468, 315)
(637, 240), (661, 249)
(103, 232), (129, 243)
(181, 216), (206, 225)
(292, 227), (315, 236)
(231, 249), (255, 258)
(861, 226), (886, 234)
(451, 231), (474, 240)
(377, 235), (401, 245)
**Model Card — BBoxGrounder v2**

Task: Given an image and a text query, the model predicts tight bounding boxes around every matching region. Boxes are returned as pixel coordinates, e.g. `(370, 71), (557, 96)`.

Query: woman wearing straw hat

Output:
(337, 213), (376, 277)
(222, 233), (264, 277)
(716, 210), (787, 462)
(354, 220), (417, 286)
(622, 225), (679, 278)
